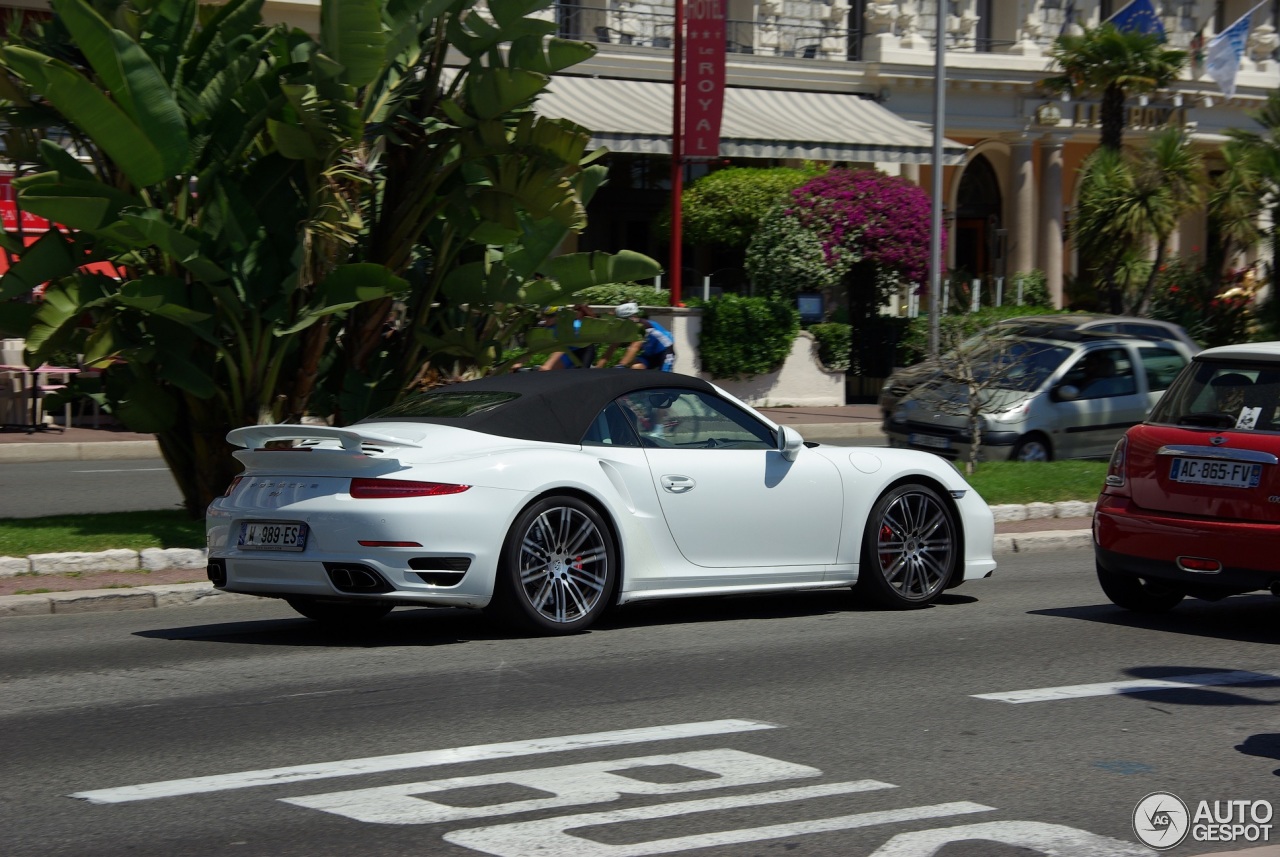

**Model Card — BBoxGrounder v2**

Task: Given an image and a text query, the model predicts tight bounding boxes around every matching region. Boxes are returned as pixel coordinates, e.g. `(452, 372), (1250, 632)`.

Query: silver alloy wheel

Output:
(873, 489), (956, 602)
(1013, 437), (1050, 462)
(518, 505), (610, 624)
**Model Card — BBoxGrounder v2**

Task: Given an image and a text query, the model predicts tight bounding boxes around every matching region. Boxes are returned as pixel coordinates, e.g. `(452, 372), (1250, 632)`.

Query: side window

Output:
(616, 389), (775, 449)
(1065, 347), (1137, 399)
(581, 401), (641, 448)
(1138, 346), (1188, 393)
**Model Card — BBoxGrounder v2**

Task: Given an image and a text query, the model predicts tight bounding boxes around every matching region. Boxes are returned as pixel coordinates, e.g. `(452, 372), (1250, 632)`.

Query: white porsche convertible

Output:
(206, 371), (996, 633)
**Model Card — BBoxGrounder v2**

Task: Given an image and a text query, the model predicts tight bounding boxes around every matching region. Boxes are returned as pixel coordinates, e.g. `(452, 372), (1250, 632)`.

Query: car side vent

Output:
(409, 556), (472, 587)
(359, 444), (386, 455)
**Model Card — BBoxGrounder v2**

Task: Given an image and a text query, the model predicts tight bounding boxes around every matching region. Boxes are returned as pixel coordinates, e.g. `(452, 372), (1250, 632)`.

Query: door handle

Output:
(661, 475), (695, 494)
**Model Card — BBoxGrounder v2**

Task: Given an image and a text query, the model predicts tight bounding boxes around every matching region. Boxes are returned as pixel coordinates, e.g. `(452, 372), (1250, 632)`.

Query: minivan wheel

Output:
(1010, 434), (1052, 462)
(1095, 562), (1184, 613)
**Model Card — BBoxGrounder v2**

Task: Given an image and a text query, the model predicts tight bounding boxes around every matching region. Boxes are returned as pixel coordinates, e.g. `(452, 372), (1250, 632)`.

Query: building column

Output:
(1007, 137), (1035, 278)
(1039, 136), (1065, 307)
(900, 162), (921, 184)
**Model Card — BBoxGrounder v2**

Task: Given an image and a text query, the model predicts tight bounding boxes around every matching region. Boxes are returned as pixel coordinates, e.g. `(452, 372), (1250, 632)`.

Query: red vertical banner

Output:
(683, 0), (725, 158)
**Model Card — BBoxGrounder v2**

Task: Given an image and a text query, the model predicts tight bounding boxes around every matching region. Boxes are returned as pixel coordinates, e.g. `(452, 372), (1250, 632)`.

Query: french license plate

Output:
(1169, 458), (1262, 489)
(238, 520), (308, 551)
(909, 433), (950, 450)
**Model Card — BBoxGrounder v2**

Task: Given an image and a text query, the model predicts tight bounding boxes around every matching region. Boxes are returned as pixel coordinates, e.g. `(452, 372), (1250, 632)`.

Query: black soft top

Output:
(359, 370), (721, 445)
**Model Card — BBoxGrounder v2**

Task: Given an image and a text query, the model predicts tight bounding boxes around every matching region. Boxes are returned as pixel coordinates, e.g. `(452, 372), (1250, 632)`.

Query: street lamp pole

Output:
(928, 1), (946, 359)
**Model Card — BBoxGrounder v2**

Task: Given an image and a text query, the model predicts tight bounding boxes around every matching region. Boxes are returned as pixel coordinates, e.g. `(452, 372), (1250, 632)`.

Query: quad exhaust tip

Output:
(323, 563), (394, 594)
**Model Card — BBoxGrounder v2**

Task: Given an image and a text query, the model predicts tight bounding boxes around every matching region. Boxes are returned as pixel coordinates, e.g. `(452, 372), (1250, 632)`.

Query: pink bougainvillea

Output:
(785, 168), (939, 286)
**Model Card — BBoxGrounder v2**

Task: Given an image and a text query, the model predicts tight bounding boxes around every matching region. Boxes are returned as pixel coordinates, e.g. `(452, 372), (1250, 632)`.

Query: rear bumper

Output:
(1093, 494), (1280, 594)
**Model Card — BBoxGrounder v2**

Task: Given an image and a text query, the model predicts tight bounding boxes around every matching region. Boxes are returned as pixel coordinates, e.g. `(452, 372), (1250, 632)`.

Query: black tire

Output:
(1010, 433), (1052, 462)
(1095, 562), (1184, 613)
(490, 495), (617, 634)
(286, 598), (393, 626)
(856, 483), (958, 608)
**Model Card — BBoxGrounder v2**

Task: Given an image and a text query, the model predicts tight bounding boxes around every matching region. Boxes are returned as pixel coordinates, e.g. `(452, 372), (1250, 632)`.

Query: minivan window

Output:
(1138, 346), (1188, 392)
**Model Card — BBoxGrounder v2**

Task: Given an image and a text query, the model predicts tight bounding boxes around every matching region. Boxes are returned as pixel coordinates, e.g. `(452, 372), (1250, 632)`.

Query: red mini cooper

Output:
(1094, 342), (1280, 612)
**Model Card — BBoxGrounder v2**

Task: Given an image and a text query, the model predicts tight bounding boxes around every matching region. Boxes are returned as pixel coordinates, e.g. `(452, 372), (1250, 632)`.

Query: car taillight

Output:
(223, 476), (244, 497)
(349, 478), (471, 499)
(1103, 436), (1128, 494)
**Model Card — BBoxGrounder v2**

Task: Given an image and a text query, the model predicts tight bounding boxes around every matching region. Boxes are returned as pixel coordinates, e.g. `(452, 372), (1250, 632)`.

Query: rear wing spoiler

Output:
(227, 425), (423, 453)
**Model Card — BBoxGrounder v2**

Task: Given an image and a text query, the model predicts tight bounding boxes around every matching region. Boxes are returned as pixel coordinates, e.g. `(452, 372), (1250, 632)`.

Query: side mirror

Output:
(1054, 384), (1081, 402)
(777, 425), (804, 461)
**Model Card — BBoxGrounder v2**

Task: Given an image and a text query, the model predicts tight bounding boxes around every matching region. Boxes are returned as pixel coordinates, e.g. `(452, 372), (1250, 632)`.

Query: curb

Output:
(0, 439), (160, 462)
(0, 582), (260, 617)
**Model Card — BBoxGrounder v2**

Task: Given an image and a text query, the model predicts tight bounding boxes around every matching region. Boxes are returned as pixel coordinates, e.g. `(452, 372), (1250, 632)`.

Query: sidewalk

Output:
(0, 408), (1094, 618)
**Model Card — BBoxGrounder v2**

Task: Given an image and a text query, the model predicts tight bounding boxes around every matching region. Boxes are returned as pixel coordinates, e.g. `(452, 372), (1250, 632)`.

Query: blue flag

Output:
(1107, 0), (1166, 40)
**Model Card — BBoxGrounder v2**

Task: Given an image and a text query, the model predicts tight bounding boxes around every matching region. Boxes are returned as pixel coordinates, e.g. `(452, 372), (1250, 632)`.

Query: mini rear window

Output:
(1150, 360), (1280, 431)
(367, 390), (520, 419)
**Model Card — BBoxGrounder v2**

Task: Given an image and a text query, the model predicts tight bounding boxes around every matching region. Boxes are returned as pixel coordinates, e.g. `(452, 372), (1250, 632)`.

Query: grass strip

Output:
(961, 460), (1107, 506)
(0, 510), (204, 557)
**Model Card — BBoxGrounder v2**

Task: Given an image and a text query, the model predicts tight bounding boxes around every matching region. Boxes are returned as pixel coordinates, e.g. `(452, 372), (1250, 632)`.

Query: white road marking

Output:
(867, 820), (1153, 856)
(68, 719), (777, 805)
(281, 749), (834, 825)
(444, 785), (993, 857)
(973, 669), (1280, 704)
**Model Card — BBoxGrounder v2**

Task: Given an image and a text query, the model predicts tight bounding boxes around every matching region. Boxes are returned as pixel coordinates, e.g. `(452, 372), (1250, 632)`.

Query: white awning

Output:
(537, 76), (969, 165)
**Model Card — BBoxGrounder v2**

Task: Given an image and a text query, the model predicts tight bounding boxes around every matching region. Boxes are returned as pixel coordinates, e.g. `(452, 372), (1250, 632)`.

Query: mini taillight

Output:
(1103, 436), (1128, 493)
(223, 476), (244, 497)
(349, 478), (471, 499)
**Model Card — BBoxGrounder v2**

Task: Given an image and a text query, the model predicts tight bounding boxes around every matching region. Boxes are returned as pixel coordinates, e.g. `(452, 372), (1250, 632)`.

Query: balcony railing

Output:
(554, 3), (861, 61)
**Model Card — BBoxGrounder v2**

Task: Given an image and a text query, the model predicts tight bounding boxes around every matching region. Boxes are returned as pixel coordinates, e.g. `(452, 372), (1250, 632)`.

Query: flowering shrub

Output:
(679, 165), (826, 248)
(744, 206), (840, 299)
(744, 168), (940, 304)
(1148, 257), (1252, 348)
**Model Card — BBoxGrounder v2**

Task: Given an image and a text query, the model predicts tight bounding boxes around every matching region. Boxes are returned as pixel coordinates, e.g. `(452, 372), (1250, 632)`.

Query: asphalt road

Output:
(0, 432), (884, 520)
(3, 551), (1278, 856)
(0, 458), (186, 518)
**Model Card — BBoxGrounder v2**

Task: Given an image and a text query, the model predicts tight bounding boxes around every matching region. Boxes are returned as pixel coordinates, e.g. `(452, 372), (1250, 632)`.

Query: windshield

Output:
(964, 340), (1072, 391)
(1149, 360), (1280, 431)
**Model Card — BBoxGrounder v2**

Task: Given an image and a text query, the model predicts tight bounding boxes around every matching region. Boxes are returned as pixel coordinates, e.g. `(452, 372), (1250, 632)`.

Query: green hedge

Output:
(575, 284), (671, 308)
(697, 294), (800, 379)
(807, 322), (851, 372)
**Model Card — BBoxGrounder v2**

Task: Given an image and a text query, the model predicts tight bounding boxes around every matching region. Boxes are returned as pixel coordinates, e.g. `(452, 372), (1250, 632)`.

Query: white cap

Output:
(615, 302), (640, 319)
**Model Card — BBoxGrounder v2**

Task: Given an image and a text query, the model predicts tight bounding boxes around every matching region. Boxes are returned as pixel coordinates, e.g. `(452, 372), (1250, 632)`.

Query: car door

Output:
(616, 389), (843, 569)
(1053, 345), (1149, 458)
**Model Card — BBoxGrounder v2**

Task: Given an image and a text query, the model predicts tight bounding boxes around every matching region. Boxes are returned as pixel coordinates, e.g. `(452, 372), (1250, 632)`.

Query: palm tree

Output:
(1074, 146), (1147, 312)
(1129, 128), (1205, 313)
(1221, 91), (1280, 282)
(1207, 141), (1265, 283)
(1043, 24), (1187, 151)
(1074, 129), (1206, 314)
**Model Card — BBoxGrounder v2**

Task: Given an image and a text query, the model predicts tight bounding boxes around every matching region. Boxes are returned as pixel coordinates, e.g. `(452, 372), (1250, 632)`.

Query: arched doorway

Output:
(954, 154), (1004, 283)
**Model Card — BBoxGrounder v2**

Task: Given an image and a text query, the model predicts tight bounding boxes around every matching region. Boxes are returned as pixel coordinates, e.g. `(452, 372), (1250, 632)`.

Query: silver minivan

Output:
(885, 333), (1193, 462)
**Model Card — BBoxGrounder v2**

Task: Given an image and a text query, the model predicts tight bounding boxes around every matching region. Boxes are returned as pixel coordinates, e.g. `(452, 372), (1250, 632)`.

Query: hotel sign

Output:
(683, 0), (725, 158)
